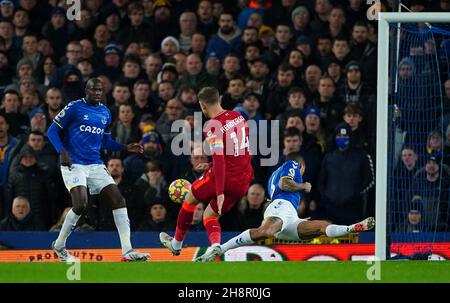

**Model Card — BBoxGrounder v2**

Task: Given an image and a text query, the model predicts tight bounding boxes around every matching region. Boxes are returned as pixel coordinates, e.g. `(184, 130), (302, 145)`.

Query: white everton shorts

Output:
(264, 199), (307, 241)
(60, 164), (115, 195)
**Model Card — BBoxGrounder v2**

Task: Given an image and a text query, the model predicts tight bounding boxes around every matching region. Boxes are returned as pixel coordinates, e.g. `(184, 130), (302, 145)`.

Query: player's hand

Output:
(302, 182), (312, 193)
(195, 163), (210, 172)
(217, 194), (225, 216)
(60, 150), (72, 168)
(126, 143), (144, 154)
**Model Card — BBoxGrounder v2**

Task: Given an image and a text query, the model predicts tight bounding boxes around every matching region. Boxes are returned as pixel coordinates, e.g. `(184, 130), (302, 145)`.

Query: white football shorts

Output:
(60, 164), (115, 195)
(263, 199), (307, 241)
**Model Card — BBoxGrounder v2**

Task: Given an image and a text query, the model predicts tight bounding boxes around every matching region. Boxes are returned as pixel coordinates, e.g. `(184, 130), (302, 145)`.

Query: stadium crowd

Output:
(0, 0), (449, 234)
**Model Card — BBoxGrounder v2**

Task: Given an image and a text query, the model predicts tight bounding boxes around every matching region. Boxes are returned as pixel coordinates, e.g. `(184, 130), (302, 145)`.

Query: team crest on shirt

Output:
(73, 177), (79, 183)
(101, 116), (107, 125)
(83, 115), (89, 120)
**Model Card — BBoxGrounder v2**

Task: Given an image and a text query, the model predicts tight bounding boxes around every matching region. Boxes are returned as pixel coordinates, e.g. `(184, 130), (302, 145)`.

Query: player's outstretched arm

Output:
(278, 176), (312, 193)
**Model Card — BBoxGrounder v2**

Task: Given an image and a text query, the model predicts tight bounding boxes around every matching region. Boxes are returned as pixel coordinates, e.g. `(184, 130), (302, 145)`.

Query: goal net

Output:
(376, 13), (450, 260)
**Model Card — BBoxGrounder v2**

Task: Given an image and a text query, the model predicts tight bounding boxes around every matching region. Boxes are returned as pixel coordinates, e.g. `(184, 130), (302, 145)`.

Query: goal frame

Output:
(376, 12), (450, 260)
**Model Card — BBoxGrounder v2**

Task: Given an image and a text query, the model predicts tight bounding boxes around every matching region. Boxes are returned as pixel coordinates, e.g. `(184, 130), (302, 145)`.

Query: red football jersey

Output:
(204, 110), (253, 195)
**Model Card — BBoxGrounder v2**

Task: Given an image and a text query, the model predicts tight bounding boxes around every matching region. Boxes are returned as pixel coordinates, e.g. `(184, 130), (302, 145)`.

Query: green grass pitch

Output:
(0, 261), (449, 283)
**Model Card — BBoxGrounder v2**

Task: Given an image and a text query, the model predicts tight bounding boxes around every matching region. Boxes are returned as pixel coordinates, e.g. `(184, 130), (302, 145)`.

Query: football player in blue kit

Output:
(47, 78), (149, 262)
(196, 152), (375, 262)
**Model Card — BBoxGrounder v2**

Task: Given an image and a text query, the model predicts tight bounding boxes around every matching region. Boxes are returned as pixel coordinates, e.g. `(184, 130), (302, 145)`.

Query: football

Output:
(168, 179), (191, 204)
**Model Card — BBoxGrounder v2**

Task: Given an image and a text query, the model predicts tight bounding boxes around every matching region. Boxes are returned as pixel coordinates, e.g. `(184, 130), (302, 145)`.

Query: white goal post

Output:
(376, 12), (450, 261)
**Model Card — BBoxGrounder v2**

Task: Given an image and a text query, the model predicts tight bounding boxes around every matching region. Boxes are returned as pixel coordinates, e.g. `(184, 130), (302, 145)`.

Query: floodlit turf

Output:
(0, 261), (449, 283)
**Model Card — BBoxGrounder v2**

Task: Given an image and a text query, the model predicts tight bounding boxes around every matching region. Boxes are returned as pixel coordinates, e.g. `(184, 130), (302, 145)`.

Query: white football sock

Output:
(54, 209), (80, 250)
(172, 239), (183, 250)
(325, 224), (351, 237)
(221, 229), (254, 253)
(113, 208), (133, 255)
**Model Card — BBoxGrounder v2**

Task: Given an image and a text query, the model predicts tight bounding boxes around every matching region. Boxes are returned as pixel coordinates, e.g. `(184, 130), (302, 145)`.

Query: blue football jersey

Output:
(52, 98), (112, 165)
(267, 160), (303, 210)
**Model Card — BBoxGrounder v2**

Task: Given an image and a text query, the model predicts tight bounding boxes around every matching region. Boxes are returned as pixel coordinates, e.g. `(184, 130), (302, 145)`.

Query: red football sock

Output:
(203, 217), (221, 245)
(174, 201), (196, 242)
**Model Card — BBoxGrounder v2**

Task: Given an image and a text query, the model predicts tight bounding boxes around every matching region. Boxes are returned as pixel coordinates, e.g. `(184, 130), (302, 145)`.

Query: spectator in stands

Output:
(217, 53), (241, 92)
(157, 81), (176, 105)
(267, 22), (293, 70)
(175, 53), (217, 92)
(330, 35), (352, 68)
(132, 160), (170, 227)
(147, 0), (178, 52)
(137, 201), (175, 231)
(77, 58), (94, 84)
(265, 64), (295, 120)
(116, 2), (150, 48)
(123, 129), (163, 183)
(221, 77), (246, 110)
(397, 195), (425, 233)
(156, 98), (184, 145)
(317, 33), (333, 69)
(20, 91), (39, 116)
(144, 53), (162, 92)
(0, 90), (29, 137)
(69, 9), (95, 42)
(291, 5), (312, 39)
(0, 19), (21, 68)
(304, 107), (326, 152)
(0, 0), (15, 20)
(109, 81), (131, 119)
(206, 11), (242, 62)
(276, 87), (307, 129)
(343, 103), (373, 156)
(335, 60), (375, 105)
(177, 86), (199, 111)
(61, 68), (84, 102)
(196, 0), (217, 37)
(317, 122), (375, 225)
(425, 130), (444, 159)
(36, 55), (57, 87)
(110, 104), (141, 158)
(29, 107), (47, 134)
(0, 50), (13, 93)
(7, 145), (51, 228)
(413, 155), (450, 231)
(303, 64), (322, 101)
(41, 7), (72, 60)
(233, 183), (268, 231)
(312, 75), (345, 136)
(20, 33), (43, 72)
(350, 21), (377, 86)
(190, 202), (206, 231)
(0, 196), (45, 231)
(160, 36), (180, 63)
(42, 88), (64, 126)
(48, 41), (82, 89)
(178, 11), (197, 53)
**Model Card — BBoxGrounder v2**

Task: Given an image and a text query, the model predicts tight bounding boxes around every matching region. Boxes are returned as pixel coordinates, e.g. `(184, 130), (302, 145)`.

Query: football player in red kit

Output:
(160, 86), (254, 256)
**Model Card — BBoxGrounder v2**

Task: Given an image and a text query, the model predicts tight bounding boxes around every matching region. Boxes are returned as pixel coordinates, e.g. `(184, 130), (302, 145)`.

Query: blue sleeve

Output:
(53, 101), (76, 129)
(280, 161), (297, 178)
(47, 122), (64, 153)
(102, 133), (125, 151)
